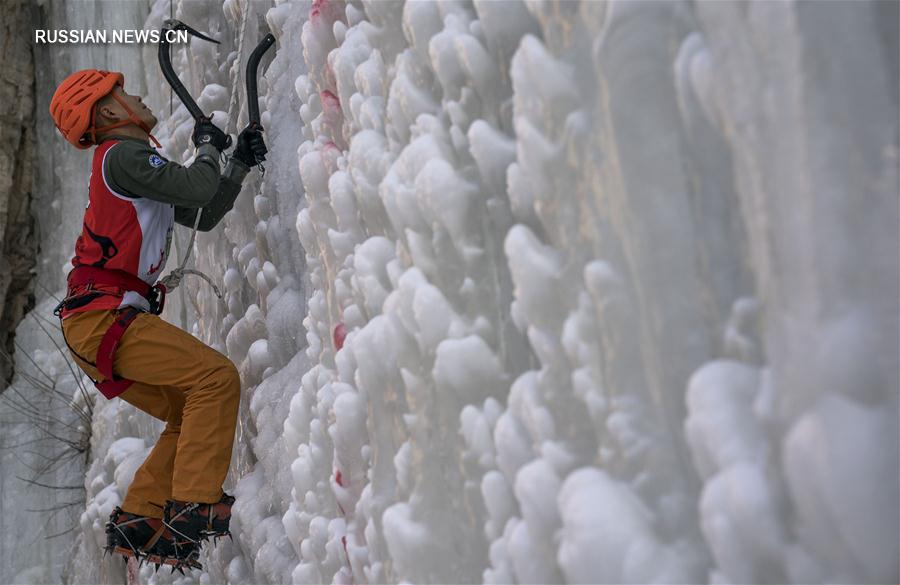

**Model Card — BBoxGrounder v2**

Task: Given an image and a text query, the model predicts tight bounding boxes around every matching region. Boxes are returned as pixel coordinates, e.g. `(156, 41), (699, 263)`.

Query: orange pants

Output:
(62, 309), (241, 518)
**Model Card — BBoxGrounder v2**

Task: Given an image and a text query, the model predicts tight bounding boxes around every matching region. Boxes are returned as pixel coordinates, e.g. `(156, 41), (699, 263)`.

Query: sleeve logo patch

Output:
(149, 154), (166, 168)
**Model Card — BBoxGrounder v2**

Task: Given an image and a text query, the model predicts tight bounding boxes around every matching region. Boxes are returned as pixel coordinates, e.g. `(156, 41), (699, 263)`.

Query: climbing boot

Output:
(105, 507), (201, 571)
(164, 492), (235, 542)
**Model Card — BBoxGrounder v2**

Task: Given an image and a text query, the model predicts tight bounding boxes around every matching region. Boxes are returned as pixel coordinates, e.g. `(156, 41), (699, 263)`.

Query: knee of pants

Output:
(188, 355), (240, 405)
(210, 359), (241, 402)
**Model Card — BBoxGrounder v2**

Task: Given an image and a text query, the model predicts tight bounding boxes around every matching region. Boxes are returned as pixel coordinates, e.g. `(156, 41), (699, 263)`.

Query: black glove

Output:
(231, 124), (268, 167)
(192, 117), (232, 151)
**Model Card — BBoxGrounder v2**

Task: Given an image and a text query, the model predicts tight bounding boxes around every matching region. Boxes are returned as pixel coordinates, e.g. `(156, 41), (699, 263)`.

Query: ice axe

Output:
(244, 33), (275, 166)
(158, 19), (233, 149)
(246, 33), (275, 129)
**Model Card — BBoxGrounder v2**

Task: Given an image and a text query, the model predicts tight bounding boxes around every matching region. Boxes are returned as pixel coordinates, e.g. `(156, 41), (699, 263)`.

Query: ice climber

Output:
(49, 69), (267, 570)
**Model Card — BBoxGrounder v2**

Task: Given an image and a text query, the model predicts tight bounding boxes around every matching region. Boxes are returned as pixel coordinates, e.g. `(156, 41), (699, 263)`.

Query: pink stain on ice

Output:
(320, 90), (345, 148)
(324, 61), (338, 91)
(310, 0), (326, 19)
(333, 322), (347, 349)
(320, 89), (342, 113)
(310, 0), (345, 23)
(334, 467), (354, 581)
(334, 469), (347, 516)
(322, 141), (343, 172)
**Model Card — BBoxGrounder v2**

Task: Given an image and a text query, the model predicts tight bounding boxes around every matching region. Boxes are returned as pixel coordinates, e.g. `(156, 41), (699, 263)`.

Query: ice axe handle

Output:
(159, 19), (220, 121)
(246, 34), (276, 128)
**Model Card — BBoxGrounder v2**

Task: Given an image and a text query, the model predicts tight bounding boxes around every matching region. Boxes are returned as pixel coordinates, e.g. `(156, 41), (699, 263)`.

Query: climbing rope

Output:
(159, 207), (223, 299)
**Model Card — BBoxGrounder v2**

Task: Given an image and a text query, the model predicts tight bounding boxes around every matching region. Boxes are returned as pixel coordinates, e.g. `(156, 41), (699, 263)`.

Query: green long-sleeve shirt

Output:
(100, 135), (249, 231)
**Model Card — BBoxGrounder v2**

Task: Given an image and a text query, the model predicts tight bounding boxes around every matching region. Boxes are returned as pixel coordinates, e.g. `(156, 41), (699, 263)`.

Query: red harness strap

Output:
(67, 265), (153, 298)
(58, 265), (168, 400)
(94, 307), (141, 399)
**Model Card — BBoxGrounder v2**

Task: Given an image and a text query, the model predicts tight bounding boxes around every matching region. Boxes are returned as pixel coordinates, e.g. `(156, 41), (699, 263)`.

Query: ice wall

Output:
(7, 0), (897, 584)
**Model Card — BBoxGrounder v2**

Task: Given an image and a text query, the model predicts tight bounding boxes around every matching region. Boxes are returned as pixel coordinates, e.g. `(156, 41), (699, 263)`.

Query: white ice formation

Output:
(1, 1), (897, 584)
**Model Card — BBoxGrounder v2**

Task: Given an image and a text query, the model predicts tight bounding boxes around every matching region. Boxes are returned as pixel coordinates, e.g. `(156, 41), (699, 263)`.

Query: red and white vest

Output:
(62, 140), (174, 317)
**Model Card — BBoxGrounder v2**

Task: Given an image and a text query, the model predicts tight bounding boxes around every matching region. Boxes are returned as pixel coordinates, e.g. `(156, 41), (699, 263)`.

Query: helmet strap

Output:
(88, 91), (161, 148)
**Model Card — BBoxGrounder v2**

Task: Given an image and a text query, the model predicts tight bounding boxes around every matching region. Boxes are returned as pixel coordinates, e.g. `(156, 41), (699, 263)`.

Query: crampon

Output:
(164, 492), (235, 543)
(105, 507), (201, 574)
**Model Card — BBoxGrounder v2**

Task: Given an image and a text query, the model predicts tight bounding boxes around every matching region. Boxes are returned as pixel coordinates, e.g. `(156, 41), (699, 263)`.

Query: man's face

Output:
(98, 86), (158, 130)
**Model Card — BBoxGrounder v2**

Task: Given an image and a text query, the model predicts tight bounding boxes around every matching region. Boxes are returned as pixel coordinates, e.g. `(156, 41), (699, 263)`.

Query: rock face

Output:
(0, 0), (38, 384)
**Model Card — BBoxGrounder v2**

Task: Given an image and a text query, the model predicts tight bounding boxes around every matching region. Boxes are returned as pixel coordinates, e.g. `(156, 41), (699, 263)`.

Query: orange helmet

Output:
(50, 69), (158, 149)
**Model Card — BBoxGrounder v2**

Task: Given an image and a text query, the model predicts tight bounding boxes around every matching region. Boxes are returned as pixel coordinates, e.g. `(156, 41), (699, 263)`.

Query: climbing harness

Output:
(54, 266), (167, 398)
